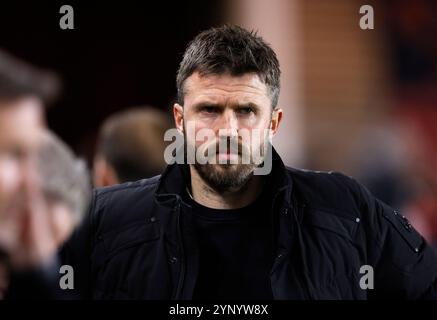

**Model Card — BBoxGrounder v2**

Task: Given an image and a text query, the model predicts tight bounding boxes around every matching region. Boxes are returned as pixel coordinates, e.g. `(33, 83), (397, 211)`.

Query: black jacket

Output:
(63, 148), (437, 300)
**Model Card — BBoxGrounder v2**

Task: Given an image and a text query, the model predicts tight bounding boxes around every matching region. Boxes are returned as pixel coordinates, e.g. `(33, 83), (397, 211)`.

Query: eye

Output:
(200, 106), (220, 114)
(236, 107), (254, 115)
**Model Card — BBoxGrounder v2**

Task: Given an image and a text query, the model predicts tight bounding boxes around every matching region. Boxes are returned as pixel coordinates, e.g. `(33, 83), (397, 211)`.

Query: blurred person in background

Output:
(0, 50), (90, 299)
(3, 129), (91, 299)
(93, 107), (172, 187)
(0, 49), (59, 272)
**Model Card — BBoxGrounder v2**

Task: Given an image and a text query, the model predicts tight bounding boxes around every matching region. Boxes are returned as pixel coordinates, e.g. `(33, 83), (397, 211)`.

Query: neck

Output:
(189, 165), (264, 209)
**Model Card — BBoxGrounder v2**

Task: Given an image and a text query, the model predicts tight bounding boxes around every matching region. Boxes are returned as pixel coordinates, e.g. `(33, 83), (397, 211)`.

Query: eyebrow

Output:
(192, 102), (261, 111)
(192, 102), (222, 111)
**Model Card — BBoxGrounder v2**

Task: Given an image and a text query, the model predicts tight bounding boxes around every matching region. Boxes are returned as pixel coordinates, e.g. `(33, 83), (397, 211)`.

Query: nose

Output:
(17, 153), (39, 195)
(217, 109), (239, 137)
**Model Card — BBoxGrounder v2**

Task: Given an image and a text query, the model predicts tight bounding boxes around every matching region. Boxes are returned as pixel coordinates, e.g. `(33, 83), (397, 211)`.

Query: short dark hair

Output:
(96, 107), (172, 182)
(176, 25), (281, 107)
(0, 49), (60, 104)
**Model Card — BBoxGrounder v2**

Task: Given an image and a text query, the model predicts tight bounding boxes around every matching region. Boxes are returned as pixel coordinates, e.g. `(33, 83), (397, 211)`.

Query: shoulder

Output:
(285, 167), (365, 219)
(89, 175), (161, 232)
(95, 175), (161, 205)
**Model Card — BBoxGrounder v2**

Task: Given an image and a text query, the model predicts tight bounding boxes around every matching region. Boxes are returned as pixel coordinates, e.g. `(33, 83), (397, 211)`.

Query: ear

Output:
(173, 103), (184, 134)
(93, 156), (120, 187)
(270, 108), (283, 136)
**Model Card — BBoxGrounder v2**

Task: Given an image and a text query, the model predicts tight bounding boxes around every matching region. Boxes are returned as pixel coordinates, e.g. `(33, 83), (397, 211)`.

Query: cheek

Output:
(239, 116), (260, 129)
(194, 126), (213, 148)
(244, 121), (272, 150)
(184, 118), (213, 147)
(241, 115), (271, 135)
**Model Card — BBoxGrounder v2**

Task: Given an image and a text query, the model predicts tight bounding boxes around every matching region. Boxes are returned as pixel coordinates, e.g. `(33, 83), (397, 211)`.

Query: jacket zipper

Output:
(174, 199), (185, 299)
(294, 203), (315, 299)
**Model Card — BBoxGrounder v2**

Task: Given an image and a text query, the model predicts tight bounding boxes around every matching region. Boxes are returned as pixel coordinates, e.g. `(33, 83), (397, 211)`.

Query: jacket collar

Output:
(155, 146), (293, 206)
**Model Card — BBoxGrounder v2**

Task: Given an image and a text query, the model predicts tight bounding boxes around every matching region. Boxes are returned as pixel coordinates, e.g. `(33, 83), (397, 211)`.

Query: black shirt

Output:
(184, 186), (274, 300)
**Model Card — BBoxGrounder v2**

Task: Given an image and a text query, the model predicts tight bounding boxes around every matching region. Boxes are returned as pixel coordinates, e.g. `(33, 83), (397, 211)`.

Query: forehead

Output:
(0, 97), (42, 125)
(183, 72), (270, 107)
(0, 97), (43, 148)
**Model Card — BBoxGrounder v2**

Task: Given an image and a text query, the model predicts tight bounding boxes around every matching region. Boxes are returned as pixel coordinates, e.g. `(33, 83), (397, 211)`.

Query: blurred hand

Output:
(0, 160), (74, 271)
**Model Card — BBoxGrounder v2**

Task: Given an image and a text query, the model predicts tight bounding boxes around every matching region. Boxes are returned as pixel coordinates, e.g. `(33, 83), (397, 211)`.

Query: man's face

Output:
(0, 97), (43, 213)
(174, 72), (282, 192)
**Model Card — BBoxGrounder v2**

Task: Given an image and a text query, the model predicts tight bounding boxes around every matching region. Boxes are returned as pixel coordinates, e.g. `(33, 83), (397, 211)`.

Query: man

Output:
(0, 50), (87, 299)
(4, 130), (91, 299)
(93, 107), (172, 187)
(66, 25), (437, 299)
(0, 49), (61, 272)
(0, 49), (55, 299)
